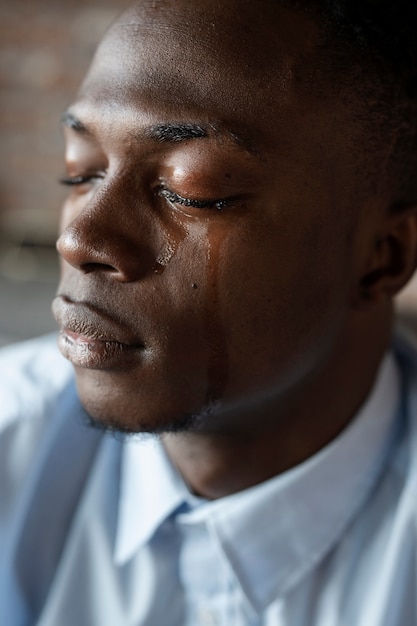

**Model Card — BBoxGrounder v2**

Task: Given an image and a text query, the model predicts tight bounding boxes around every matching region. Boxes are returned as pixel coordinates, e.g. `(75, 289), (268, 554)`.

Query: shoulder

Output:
(0, 338), (101, 611)
(0, 334), (74, 431)
(0, 336), (87, 520)
(0, 335), (75, 484)
(389, 325), (417, 486)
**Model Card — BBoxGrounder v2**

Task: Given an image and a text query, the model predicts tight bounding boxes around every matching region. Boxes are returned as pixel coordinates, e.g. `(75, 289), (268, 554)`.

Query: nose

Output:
(56, 182), (157, 282)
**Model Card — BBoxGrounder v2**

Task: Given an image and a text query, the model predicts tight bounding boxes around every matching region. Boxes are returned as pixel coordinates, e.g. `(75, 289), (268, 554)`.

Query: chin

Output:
(72, 353), (213, 435)
(75, 380), (207, 437)
(81, 406), (203, 437)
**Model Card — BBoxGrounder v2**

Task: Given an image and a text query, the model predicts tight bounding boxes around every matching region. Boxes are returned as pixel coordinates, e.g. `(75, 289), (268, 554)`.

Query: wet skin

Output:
(54, 0), (417, 497)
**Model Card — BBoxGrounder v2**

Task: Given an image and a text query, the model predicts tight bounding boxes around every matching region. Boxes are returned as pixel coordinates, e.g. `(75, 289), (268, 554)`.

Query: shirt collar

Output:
(114, 435), (189, 564)
(115, 353), (400, 612)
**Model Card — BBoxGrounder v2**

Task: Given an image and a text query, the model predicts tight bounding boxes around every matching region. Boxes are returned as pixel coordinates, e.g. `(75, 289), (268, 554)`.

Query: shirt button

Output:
(198, 607), (219, 625)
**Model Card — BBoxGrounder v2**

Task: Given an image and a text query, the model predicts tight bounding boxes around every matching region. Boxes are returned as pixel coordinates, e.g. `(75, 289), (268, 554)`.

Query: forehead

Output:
(77, 0), (324, 153)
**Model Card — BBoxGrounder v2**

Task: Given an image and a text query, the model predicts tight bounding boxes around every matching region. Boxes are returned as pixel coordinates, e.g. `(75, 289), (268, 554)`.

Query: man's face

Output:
(54, 0), (370, 433)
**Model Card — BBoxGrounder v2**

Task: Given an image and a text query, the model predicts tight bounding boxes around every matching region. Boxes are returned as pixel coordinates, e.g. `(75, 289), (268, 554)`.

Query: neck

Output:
(162, 305), (394, 499)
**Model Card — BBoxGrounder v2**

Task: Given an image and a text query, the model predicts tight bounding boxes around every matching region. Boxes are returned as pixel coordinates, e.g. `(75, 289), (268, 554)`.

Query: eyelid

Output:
(157, 186), (231, 210)
(60, 177), (243, 211)
(59, 172), (105, 186)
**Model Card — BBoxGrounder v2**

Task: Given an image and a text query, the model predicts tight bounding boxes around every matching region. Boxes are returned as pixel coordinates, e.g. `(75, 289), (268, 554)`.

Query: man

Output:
(1, 0), (417, 623)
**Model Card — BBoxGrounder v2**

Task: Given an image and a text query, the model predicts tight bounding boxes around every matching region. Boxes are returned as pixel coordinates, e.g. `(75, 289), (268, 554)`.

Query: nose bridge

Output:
(57, 177), (157, 281)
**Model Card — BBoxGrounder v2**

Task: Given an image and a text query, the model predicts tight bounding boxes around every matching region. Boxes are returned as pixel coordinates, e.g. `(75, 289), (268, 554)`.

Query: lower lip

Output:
(58, 330), (142, 370)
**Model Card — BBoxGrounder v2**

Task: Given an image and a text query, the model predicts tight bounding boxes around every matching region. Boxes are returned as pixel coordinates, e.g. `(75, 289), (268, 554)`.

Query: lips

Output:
(52, 295), (144, 369)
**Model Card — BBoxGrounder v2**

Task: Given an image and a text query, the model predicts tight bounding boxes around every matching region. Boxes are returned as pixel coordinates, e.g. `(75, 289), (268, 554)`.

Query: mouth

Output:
(52, 295), (145, 370)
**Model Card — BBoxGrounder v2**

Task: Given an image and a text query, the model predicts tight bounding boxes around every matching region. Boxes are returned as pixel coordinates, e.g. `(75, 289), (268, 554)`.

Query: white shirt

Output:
(0, 333), (416, 625)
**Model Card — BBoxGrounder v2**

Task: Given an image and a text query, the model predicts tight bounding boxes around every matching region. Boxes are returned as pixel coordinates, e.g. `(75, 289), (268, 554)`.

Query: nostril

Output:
(56, 198), (157, 282)
(81, 262), (119, 274)
(57, 229), (120, 275)
(56, 220), (152, 282)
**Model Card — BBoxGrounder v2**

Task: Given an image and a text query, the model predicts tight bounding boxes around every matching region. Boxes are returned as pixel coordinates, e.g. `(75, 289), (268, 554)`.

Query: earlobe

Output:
(357, 208), (417, 306)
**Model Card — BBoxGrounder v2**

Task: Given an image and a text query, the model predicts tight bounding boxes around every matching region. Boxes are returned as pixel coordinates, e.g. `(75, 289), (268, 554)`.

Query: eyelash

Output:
(60, 175), (101, 186)
(157, 187), (229, 211)
(60, 176), (231, 211)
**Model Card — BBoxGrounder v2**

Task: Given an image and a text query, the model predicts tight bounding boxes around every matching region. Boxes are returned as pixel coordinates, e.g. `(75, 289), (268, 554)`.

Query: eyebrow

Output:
(61, 110), (258, 156)
(62, 111), (208, 143)
(144, 122), (208, 142)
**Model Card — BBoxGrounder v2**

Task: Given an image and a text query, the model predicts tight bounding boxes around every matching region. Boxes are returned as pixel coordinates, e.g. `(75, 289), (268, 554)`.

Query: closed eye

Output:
(158, 187), (230, 211)
(60, 177), (237, 211)
(59, 174), (104, 186)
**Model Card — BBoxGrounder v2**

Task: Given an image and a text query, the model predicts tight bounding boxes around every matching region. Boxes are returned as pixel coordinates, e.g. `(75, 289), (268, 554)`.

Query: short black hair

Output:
(283, 0), (417, 205)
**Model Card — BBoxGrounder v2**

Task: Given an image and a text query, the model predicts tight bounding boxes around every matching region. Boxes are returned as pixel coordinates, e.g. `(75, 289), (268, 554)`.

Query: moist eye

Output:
(158, 187), (228, 210)
(59, 175), (92, 186)
(59, 173), (105, 186)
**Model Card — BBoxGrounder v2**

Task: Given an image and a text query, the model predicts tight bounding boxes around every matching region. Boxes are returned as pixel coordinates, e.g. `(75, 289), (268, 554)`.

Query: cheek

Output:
(214, 216), (353, 398)
(199, 224), (232, 403)
(159, 222), (232, 405)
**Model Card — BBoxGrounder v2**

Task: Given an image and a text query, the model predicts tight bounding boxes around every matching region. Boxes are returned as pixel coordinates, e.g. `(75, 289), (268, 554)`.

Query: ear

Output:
(357, 207), (417, 306)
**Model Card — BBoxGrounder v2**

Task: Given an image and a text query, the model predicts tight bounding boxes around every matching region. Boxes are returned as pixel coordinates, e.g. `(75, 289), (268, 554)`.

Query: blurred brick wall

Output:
(0, 0), (128, 246)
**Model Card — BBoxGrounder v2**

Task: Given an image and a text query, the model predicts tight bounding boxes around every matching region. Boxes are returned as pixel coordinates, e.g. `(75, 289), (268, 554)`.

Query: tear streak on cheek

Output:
(152, 211), (187, 275)
(204, 227), (230, 405)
